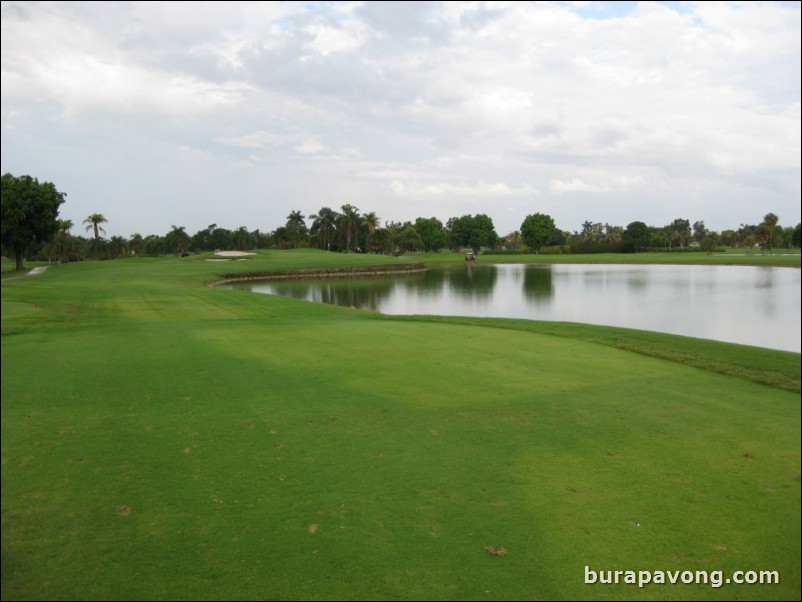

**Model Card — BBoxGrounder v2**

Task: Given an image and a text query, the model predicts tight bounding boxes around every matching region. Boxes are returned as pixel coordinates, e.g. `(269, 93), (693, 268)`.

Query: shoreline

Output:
(210, 262), (428, 285)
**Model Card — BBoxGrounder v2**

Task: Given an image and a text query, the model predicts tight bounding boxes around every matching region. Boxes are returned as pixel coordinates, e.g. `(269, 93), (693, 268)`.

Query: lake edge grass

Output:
(378, 315), (801, 394)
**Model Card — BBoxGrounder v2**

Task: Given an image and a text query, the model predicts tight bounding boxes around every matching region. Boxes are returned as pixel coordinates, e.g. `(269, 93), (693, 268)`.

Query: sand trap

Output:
(215, 251), (256, 257)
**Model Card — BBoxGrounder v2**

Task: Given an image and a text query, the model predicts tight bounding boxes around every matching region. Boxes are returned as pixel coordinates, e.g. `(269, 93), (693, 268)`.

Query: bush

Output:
(481, 248), (531, 255)
(569, 241), (624, 254)
(481, 245), (568, 255)
(539, 245), (566, 255)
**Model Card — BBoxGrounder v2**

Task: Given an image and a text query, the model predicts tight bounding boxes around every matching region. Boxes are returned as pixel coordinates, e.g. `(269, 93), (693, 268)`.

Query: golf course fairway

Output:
(2, 250), (800, 600)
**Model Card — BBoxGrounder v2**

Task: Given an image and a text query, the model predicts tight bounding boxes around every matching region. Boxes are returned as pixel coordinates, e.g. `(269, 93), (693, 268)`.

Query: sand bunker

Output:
(215, 251), (256, 257)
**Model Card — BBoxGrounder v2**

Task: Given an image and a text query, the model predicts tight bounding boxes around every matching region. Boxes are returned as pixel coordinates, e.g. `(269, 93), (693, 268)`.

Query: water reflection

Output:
(264, 276), (398, 311)
(225, 264), (801, 352)
(522, 265), (554, 302)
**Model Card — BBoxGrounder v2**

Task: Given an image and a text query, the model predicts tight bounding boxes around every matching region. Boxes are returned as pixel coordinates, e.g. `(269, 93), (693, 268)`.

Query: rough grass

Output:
(2, 251), (800, 601)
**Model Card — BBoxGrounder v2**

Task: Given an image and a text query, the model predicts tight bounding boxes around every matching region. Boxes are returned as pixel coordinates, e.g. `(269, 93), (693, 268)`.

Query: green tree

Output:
(371, 228), (394, 255)
(338, 204), (361, 252)
(756, 224), (772, 254)
(393, 225), (423, 255)
(51, 219), (76, 264)
(1, 173), (66, 270)
(719, 229), (737, 247)
(520, 213), (555, 254)
(143, 234), (167, 257)
(83, 213), (108, 241)
(448, 214), (498, 255)
(793, 223), (801, 248)
(286, 210), (308, 248)
(692, 221), (707, 243)
(759, 213), (780, 254)
(362, 211), (380, 253)
(309, 207), (339, 251)
(108, 235), (129, 259)
(580, 220), (594, 241)
(414, 217), (447, 252)
(233, 226), (252, 250)
(165, 225), (190, 256)
(129, 233), (144, 256)
(668, 218), (691, 249)
(502, 231), (523, 250)
(191, 224), (234, 251)
(762, 213), (779, 229)
(700, 233), (720, 254)
(622, 221), (650, 253)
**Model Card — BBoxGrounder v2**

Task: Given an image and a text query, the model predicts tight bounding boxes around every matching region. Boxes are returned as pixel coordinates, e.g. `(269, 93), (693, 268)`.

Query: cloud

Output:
(304, 20), (370, 56)
(391, 179), (538, 198)
(1, 1), (799, 238)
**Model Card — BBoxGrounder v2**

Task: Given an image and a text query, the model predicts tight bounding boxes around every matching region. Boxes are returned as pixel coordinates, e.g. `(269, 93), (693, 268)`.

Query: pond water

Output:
(224, 264), (801, 352)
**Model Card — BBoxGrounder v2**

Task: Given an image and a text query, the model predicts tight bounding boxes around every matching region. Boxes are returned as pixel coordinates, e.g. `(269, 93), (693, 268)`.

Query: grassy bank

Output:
(2, 251), (800, 600)
(411, 250), (801, 267)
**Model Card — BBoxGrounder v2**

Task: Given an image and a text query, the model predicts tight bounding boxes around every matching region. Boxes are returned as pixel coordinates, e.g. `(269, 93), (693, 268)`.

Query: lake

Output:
(224, 263), (801, 352)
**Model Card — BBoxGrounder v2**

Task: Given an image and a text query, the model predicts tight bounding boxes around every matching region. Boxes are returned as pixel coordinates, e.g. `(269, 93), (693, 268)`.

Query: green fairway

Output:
(2, 251), (800, 600)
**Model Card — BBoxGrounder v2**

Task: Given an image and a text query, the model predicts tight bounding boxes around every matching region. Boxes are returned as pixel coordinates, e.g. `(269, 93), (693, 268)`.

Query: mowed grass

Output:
(1, 251), (800, 600)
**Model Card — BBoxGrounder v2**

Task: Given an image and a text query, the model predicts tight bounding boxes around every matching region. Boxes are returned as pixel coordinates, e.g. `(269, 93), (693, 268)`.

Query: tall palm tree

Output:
(108, 235), (129, 259)
(83, 213), (108, 241)
(505, 231), (523, 249)
(338, 204), (361, 252)
(233, 226), (251, 250)
(286, 210), (308, 248)
(129, 233), (144, 256)
(165, 225), (190, 256)
(580, 220), (594, 241)
(362, 211), (380, 253)
(309, 207), (339, 251)
(52, 219), (74, 263)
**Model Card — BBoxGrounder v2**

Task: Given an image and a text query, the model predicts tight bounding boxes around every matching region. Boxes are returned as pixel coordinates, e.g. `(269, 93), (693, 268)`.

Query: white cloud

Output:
(1, 1), (799, 238)
(294, 139), (329, 154)
(391, 179), (538, 198)
(305, 20), (370, 56)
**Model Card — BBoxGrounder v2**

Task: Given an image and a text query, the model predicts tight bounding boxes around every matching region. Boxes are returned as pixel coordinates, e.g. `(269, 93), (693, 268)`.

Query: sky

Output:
(1, 1), (800, 240)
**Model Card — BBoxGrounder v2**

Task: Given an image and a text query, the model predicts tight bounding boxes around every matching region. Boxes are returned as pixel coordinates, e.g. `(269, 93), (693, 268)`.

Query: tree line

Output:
(2, 172), (800, 267)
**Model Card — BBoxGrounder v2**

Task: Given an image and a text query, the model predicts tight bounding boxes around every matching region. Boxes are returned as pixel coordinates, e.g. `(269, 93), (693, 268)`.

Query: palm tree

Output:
(286, 210), (308, 248)
(165, 225), (190, 256)
(83, 213), (108, 241)
(362, 211), (380, 253)
(108, 235), (129, 259)
(504, 231), (523, 250)
(52, 219), (75, 263)
(338, 204), (361, 252)
(309, 207), (339, 251)
(129, 233), (144, 256)
(233, 226), (251, 250)
(580, 220), (594, 241)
